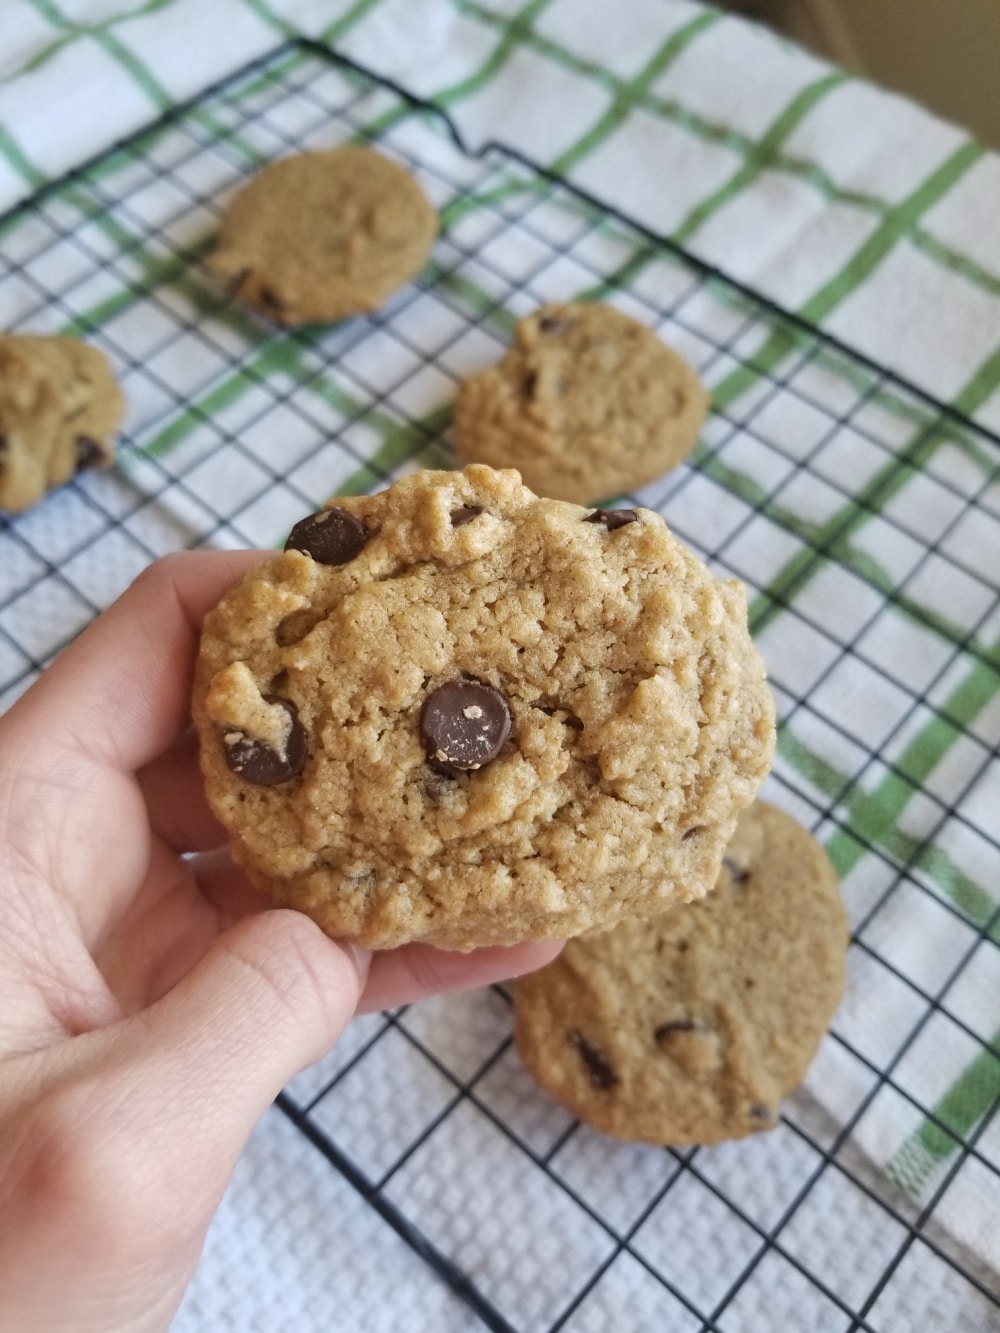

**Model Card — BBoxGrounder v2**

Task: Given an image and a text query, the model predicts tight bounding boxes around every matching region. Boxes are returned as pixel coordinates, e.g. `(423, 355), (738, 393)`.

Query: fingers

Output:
(357, 938), (563, 1013)
(137, 727), (226, 853)
(2, 549), (267, 777)
(4, 911), (369, 1327)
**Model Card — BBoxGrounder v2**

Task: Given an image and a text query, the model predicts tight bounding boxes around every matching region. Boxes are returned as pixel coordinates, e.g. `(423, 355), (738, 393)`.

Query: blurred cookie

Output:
(193, 465), (775, 950)
(208, 144), (438, 325)
(514, 801), (848, 1144)
(453, 302), (708, 503)
(0, 334), (124, 513)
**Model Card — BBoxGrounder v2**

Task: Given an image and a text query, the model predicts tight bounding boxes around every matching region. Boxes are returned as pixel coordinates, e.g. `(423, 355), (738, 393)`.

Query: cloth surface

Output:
(0, 4), (997, 1330)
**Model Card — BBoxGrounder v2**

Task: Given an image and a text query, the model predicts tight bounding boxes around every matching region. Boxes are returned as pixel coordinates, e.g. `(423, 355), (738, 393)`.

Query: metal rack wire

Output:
(1, 42), (997, 1332)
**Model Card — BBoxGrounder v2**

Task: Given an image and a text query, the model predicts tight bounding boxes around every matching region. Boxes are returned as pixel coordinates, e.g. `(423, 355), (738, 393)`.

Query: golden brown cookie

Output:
(514, 801), (848, 1144)
(208, 145), (438, 325)
(453, 302), (708, 504)
(192, 465), (774, 951)
(0, 334), (124, 513)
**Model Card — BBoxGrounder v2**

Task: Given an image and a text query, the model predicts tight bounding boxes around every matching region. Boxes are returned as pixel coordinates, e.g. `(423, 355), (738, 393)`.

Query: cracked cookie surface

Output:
(514, 801), (848, 1144)
(453, 302), (709, 503)
(0, 334), (124, 513)
(208, 145), (438, 325)
(193, 465), (775, 950)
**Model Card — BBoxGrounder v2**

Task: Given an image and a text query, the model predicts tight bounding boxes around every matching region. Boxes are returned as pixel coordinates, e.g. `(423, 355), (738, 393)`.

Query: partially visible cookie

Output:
(453, 302), (709, 504)
(0, 334), (124, 513)
(514, 801), (848, 1144)
(192, 465), (775, 951)
(208, 145), (438, 325)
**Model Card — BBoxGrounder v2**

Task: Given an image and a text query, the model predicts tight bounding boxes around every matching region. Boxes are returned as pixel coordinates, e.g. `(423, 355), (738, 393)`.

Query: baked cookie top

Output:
(208, 145), (438, 325)
(514, 801), (848, 1144)
(453, 302), (709, 504)
(193, 465), (775, 950)
(0, 334), (124, 513)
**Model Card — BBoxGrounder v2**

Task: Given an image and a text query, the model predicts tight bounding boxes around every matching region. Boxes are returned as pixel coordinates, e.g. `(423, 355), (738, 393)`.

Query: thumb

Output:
(102, 909), (369, 1194)
(0, 913), (368, 1331)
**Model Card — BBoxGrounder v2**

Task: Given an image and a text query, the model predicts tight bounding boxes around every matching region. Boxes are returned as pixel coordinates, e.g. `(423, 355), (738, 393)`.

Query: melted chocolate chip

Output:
(584, 509), (637, 531)
(450, 505), (483, 528)
(222, 696), (307, 786)
(420, 679), (511, 771)
(569, 1031), (618, 1090)
(75, 436), (105, 472)
(285, 507), (367, 566)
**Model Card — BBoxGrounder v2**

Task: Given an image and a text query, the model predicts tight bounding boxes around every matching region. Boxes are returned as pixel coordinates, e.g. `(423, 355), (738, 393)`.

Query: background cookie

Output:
(453, 302), (709, 504)
(208, 144), (438, 325)
(514, 801), (848, 1144)
(193, 465), (775, 951)
(0, 333), (124, 513)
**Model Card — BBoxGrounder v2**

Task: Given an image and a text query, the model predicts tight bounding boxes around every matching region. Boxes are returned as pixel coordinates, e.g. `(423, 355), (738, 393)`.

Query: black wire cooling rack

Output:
(1, 41), (998, 1333)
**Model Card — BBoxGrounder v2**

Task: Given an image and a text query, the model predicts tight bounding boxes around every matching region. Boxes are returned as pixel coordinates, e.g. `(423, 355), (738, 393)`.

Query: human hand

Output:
(0, 551), (561, 1332)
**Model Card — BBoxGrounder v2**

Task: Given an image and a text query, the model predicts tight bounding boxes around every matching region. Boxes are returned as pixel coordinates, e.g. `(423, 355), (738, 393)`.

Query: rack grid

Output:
(1, 42), (997, 1332)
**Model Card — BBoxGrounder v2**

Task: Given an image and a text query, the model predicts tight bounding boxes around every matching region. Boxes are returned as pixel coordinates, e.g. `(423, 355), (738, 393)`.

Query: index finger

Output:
(2, 549), (267, 776)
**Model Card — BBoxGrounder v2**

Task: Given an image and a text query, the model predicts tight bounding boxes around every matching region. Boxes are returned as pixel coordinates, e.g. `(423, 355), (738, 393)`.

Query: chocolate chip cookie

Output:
(514, 801), (848, 1144)
(192, 465), (775, 950)
(0, 333), (124, 513)
(453, 302), (709, 504)
(208, 144), (438, 325)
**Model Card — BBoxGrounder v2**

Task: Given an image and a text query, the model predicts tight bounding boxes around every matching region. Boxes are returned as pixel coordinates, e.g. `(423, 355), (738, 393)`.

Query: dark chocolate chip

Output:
(223, 266), (251, 298)
(748, 1103), (776, 1123)
(222, 696), (307, 786)
(724, 857), (750, 884)
(538, 314), (571, 335)
(420, 679), (511, 771)
(450, 505), (483, 528)
(259, 285), (290, 316)
(75, 435), (105, 472)
(654, 1018), (699, 1043)
(569, 1031), (618, 1090)
(285, 507), (367, 566)
(584, 509), (638, 531)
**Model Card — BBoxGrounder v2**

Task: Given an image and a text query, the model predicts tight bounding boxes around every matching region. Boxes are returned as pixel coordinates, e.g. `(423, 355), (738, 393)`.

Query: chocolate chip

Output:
(569, 1031), (618, 1090)
(420, 679), (511, 771)
(682, 825), (704, 842)
(75, 436), (105, 472)
(285, 507), (367, 566)
(450, 505), (483, 527)
(222, 696), (307, 786)
(584, 509), (637, 531)
(259, 285), (289, 316)
(724, 857), (750, 885)
(538, 314), (571, 335)
(654, 1018), (699, 1043)
(748, 1103), (776, 1123)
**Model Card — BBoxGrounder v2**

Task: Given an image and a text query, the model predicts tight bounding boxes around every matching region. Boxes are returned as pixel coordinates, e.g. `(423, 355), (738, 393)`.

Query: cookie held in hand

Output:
(208, 145), (438, 325)
(192, 465), (775, 950)
(514, 801), (848, 1144)
(453, 302), (709, 503)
